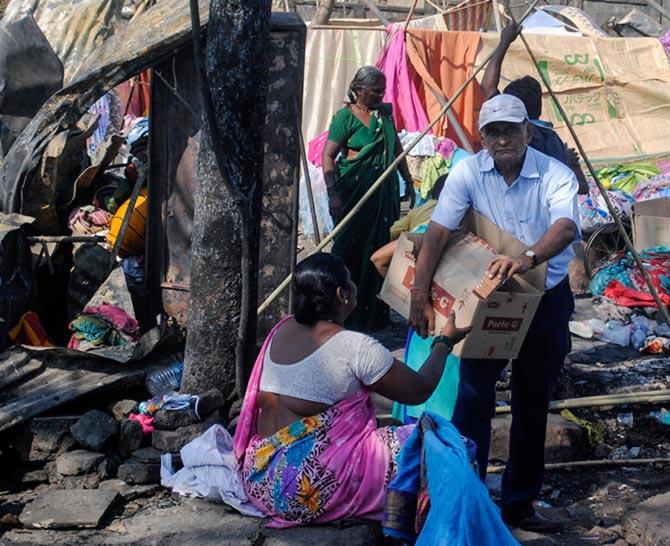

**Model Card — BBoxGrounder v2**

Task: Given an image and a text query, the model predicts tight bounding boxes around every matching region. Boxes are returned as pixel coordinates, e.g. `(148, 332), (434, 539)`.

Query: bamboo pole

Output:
(403, 0), (421, 31)
(642, 0), (670, 22)
(495, 390), (670, 414)
(257, 0), (542, 316)
(424, 0), (446, 13)
(294, 95), (321, 245)
(488, 457), (670, 474)
(506, 10), (670, 326)
(364, 0), (392, 27)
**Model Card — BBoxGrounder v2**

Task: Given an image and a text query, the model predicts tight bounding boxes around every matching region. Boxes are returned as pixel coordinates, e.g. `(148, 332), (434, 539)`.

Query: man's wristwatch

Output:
(522, 249), (538, 269)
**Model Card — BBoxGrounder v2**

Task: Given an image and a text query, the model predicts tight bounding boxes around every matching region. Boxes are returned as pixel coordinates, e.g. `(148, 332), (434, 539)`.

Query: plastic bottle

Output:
(146, 362), (184, 397)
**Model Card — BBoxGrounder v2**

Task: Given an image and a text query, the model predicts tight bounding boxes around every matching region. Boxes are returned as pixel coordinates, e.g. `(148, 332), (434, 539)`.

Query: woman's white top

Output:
(259, 330), (394, 405)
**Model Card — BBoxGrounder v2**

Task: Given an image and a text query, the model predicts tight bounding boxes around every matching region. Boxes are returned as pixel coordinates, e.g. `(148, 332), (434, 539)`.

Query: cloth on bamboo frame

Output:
(233, 317), (413, 528)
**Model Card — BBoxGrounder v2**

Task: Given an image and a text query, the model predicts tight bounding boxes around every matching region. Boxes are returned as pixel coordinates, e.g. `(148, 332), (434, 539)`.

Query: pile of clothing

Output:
(570, 293), (670, 355)
(578, 158), (670, 231)
(68, 302), (139, 351)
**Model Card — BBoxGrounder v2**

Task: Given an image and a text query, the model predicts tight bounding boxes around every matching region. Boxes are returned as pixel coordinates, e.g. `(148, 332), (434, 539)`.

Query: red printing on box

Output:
(401, 266), (455, 318)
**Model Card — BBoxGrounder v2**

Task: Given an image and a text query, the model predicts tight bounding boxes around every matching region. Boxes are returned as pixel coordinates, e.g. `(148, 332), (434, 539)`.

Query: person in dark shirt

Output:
(481, 24), (589, 194)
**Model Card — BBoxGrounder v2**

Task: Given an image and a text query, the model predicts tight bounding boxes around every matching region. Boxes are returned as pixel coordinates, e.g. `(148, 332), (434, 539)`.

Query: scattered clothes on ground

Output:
(68, 205), (112, 236)
(383, 413), (518, 546)
(128, 412), (154, 434)
(7, 311), (52, 347)
(592, 296), (633, 323)
(139, 397), (165, 415)
(68, 303), (139, 351)
(161, 424), (263, 517)
(650, 408), (670, 425)
(640, 335), (670, 354)
(590, 247), (670, 305)
(560, 409), (605, 448)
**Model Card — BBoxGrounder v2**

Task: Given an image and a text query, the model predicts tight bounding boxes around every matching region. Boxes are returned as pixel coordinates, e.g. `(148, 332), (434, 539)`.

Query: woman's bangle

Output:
(430, 335), (454, 353)
(409, 286), (428, 292)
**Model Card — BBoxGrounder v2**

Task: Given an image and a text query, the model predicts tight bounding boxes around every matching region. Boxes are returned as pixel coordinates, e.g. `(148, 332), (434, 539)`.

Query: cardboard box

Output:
(631, 197), (670, 252)
(379, 210), (545, 360)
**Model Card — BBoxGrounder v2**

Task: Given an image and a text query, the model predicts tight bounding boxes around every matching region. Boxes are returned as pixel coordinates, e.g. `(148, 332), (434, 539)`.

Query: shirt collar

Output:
(479, 148), (541, 180)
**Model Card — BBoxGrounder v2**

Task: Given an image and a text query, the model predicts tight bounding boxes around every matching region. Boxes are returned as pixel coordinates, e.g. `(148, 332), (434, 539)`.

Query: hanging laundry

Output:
(376, 25), (430, 133)
(307, 130), (328, 167)
(68, 205), (112, 236)
(405, 30), (483, 145)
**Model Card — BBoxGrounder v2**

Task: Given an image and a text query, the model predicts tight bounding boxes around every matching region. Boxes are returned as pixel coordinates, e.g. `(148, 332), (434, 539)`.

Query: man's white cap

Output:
(478, 94), (528, 131)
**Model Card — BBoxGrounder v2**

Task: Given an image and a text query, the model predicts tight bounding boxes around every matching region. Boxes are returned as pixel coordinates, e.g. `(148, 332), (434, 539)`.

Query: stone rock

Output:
(15, 417), (80, 462)
(117, 460), (161, 485)
(108, 399), (138, 421)
(60, 473), (102, 490)
(152, 422), (212, 453)
(131, 447), (163, 464)
(19, 489), (118, 529)
(198, 388), (226, 416)
(20, 469), (49, 486)
(512, 529), (556, 545)
(55, 450), (105, 476)
(490, 414), (585, 463)
(97, 455), (121, 480)
(625, 492), (670, 546)
(70, 410), (119, 451)
(152, 408), (201, 430)
(99, 479), (159, 501)
(118, 419), (144, 457)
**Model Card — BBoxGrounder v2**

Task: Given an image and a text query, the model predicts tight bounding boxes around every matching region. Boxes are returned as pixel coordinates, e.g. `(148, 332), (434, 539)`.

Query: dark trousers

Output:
(451, 277), (574, 521)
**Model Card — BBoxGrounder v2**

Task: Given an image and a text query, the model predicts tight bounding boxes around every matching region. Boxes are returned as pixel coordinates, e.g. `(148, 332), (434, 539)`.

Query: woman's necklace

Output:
(353, 102), (369, 114)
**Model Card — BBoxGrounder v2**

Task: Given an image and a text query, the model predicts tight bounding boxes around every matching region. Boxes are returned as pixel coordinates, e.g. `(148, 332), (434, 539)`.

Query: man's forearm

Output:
(413, 223), (450, 290)
(529, 219), (577, 264)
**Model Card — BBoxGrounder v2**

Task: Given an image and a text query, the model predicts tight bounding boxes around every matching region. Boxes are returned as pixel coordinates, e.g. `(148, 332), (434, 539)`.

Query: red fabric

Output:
(129, 413), (154, 435)
(603, 280), (670, 308)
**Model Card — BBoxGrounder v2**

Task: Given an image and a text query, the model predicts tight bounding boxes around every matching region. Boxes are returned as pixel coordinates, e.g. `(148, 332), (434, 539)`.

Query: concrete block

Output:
(19, 490), (118, 529)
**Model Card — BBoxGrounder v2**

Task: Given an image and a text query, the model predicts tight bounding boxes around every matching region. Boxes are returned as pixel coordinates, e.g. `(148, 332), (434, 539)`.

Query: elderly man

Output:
(409, 94), (579, 533)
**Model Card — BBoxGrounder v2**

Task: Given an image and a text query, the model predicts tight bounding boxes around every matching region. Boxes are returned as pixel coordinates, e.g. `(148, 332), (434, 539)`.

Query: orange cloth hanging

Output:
(405, 30), (485, 148)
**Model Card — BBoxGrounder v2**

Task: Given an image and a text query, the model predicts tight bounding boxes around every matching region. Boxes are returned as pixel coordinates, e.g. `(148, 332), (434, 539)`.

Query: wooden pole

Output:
(507, 12), (670, 325)
(296, 110), (321, 244)
(364, 0), (392, 26)
(424, 0), (446, 14)
(488, 457), (670, 474)
(495, 389), (670, 414)
(403, 0), (421, 31)
(257, 0), (542, 316)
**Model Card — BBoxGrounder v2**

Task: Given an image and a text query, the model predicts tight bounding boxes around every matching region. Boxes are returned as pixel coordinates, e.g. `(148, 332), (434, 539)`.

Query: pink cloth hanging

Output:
(376, 25), (430, 133)
(307, 130), (329, 167)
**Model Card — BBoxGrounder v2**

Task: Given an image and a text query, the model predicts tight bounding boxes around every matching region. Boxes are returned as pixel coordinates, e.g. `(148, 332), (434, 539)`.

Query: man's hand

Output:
(328, 191), (343, 224)
(409, 290), (435, 338)
(486, 254), (532, 280)
(500, 23), (521, 46)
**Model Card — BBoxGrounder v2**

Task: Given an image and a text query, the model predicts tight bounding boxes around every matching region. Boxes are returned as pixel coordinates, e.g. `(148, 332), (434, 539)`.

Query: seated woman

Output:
(233, 253), (469, 528)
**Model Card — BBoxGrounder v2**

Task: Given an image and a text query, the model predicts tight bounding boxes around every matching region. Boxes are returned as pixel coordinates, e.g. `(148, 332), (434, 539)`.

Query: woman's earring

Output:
(344, 299), (349, 304)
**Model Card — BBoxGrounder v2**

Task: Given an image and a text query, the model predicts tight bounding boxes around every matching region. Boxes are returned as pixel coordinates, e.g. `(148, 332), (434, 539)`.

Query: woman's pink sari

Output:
(233, 317), (413, 528)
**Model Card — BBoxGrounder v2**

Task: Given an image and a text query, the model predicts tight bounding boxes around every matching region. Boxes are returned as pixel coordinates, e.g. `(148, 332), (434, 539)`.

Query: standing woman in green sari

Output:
(322, 66), (414, 331)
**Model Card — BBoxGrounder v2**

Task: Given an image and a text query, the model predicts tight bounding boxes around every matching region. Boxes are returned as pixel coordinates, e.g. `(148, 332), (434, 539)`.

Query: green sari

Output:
(328, 104), (400, 331)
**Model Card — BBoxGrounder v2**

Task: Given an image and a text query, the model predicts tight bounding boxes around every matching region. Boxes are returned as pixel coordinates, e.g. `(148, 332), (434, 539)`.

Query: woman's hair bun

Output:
(292, 253), (350, 324)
